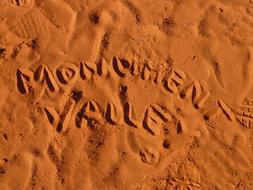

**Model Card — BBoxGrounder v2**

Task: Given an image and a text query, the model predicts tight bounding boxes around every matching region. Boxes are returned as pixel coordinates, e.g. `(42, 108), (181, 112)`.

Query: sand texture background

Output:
(0, 0), (253, 189)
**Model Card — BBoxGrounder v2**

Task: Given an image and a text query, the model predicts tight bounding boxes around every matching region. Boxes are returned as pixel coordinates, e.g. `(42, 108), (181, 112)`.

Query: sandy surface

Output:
(0, 0), (253, 189)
